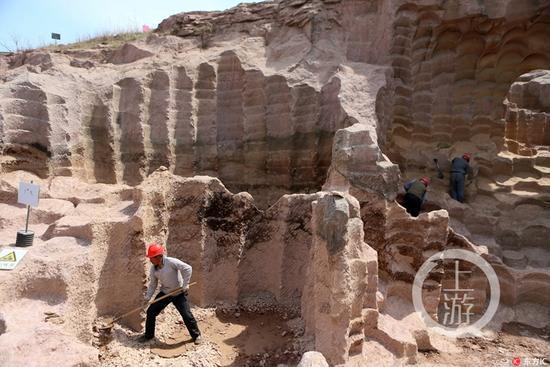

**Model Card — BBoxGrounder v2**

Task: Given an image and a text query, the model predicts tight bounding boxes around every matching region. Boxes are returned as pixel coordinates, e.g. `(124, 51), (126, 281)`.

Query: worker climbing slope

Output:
(450, 153), (472, 203)
(139, 243), (202, 344)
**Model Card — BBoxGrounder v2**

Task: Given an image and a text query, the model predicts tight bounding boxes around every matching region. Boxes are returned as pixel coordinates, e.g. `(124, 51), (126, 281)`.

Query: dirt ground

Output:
(198, 310), (303, 366)
(418, 322), (550, 367)
(98, 306), (303, 367)
(98, 302), (549, 367)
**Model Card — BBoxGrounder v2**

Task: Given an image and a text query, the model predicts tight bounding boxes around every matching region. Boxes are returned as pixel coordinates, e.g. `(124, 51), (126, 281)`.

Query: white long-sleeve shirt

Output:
(145, 256), (192, 300)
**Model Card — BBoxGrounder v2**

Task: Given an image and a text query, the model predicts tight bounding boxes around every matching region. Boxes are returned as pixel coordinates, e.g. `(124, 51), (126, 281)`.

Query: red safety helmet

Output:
(146, 243), (164, 258)
(462, 152), (471, 161)
(420, 176), (431, 186)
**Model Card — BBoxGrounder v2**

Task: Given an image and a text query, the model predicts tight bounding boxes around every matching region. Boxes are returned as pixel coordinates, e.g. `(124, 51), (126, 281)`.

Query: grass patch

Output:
(3, 25), (148, 54)
(39, 27), (148, 51)
(68, 31), (146, 49)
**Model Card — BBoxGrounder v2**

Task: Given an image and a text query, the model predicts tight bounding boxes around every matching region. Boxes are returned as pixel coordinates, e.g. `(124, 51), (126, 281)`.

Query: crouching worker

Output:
(138, 243), (202, 344)
(403, 176), (430, 217)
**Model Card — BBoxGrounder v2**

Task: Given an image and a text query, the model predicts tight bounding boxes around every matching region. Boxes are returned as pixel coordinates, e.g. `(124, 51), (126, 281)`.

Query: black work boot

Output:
(137, 334), (154, 343)
(193, 335), (203, 345)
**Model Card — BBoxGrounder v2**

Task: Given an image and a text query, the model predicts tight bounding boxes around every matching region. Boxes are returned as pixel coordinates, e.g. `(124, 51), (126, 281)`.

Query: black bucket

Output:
(15, 230), (34, 247)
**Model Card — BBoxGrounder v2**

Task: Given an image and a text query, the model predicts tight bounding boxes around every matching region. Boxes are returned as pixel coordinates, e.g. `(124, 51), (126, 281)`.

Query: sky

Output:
(0, 0), (257, 52)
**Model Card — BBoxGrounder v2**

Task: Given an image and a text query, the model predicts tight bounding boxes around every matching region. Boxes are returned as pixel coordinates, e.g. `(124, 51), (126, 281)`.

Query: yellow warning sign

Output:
(0, 251), (16, 262)
(0, 248), (27, 270)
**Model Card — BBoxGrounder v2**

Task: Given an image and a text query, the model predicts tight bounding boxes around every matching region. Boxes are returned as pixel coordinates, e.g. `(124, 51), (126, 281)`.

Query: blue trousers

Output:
(450, 173), (465, 203)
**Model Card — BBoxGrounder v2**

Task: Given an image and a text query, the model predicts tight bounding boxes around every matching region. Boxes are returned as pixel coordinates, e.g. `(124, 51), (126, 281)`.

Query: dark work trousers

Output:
(404, 192), (422, 217)
(450, 172), (465, 203)
(144, 291), (201, 339)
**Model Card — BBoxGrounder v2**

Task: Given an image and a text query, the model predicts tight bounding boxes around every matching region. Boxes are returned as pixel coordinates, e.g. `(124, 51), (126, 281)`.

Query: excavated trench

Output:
(0, 51), (354, 362)
(1, 48), (352, 361)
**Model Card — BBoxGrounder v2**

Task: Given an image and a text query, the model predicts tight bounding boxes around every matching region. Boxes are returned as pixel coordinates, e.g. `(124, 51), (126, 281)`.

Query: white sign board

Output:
(18, 181), (40, 207)
(0, 247), (28, 270)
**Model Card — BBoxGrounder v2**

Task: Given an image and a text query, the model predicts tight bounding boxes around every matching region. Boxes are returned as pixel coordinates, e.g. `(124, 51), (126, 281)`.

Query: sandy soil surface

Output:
(98, 306), (303, 367)
(99, 303), (549, 367)
(419, 323), (550, 367)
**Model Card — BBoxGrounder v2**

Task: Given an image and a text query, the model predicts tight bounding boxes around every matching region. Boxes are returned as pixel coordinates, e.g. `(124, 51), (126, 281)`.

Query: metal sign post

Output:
(25, 204), (30, 232)
(16, 180), (40, 247)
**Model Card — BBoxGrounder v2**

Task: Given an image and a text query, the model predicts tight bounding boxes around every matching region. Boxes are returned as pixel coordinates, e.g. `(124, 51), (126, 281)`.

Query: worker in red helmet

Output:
(403, 176), (430, 217)
(138, 243), (202, 344)
(450, 153), (472, 203)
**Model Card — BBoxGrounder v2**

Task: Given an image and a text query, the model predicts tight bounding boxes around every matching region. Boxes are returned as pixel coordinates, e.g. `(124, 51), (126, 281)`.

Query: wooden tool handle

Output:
(110, 282), (197, 324)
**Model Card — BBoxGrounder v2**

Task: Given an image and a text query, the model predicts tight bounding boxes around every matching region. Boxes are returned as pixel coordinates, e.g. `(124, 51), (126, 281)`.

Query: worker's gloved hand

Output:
(182, 285), (189, 295)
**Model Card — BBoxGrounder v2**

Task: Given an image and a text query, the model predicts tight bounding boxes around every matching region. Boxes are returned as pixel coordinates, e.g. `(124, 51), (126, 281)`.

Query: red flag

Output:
(142, 24), (151, 32)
